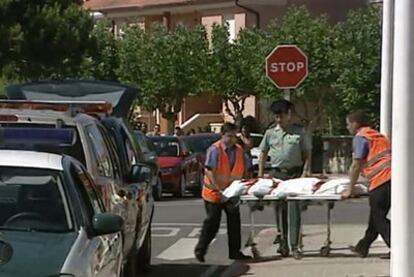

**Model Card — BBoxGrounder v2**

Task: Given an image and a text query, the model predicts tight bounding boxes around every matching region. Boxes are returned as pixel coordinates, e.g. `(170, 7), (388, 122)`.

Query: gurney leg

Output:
(320, 202), (334, 257)
(245, 204), (260, 259)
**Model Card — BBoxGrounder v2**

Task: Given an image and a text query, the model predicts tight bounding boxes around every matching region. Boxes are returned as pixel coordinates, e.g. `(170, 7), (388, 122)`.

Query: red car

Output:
(148, 136), (204, 197)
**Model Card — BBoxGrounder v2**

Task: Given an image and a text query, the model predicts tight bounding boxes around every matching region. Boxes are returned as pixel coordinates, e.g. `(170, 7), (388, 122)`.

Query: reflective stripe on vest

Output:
(203, 142), (245, 203)
(357, 127), (391, 189)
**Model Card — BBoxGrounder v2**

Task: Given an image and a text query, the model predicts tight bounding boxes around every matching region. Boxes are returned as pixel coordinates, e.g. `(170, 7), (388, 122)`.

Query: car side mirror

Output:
(93, 213), (123, 236)
(129, 163), (151, 183)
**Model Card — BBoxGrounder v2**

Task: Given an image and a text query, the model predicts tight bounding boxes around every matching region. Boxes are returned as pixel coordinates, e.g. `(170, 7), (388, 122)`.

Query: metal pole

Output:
(380, 0), (394, 138)
(391, 0), (414, 275)
(283, 89), (291, 101)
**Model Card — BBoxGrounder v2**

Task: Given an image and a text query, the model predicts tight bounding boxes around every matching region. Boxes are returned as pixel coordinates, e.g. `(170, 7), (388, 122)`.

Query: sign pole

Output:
(283, 89), (291, 101)
(391, 0), (414, 275)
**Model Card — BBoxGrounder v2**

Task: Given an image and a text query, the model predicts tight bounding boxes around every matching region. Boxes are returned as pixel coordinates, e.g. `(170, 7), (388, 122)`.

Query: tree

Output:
(331, 6), (381, 133)
(118, 24), (209, 133)
(81, 19), (119, 81)
(209, 24), (266, 128)
(0, 0), (95, 80)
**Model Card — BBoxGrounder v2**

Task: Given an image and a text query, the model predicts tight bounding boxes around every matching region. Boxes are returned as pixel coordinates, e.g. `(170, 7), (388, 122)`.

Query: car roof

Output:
(182, 133), (221, 139)
(0, 150), (63, 170)
(149, 135), (178, 141)
(0, 108), (101, 126)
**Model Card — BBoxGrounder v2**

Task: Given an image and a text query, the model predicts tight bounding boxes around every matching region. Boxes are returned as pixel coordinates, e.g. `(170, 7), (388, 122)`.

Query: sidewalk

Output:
(224, 225), (390, 277)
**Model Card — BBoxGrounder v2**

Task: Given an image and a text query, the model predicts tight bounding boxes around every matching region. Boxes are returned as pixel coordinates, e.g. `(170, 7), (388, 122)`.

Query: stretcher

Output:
(239, 193), (363, 259)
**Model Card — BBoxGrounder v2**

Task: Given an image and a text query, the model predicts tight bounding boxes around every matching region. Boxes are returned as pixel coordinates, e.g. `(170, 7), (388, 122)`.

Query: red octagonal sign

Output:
(266, 45), (308, 89)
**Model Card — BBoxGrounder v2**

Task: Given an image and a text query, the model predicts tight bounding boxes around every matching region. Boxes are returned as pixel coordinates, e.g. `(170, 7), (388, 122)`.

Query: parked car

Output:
(148, 136), (204, 197)
(3, 80), (155, 273)
(135, 131), (163, 200)
(181, 133), (221, 167)
(0, 149), (127, 276)
(248, 133), (272, 172)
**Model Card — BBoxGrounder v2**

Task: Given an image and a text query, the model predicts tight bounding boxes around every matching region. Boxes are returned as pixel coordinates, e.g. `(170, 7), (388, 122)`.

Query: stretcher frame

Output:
(239, 194), (357, 259)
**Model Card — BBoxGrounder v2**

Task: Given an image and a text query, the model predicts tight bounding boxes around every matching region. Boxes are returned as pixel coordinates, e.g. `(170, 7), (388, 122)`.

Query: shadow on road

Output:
(141, 262), (250, 277)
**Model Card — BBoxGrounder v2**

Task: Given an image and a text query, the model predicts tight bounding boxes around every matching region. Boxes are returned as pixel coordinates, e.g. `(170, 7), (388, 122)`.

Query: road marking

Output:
(153, 222), (276, 228)
(156, 238), (199, 260)
(188, 227), (227, 238)
(152, 227), (180, 237)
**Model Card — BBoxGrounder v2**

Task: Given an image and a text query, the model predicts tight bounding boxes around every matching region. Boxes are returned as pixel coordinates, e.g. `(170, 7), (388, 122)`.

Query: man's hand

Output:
(342, 188), (354, 199)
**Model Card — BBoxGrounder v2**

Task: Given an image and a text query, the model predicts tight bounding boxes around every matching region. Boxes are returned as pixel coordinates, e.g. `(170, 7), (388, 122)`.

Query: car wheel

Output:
(136, 227), (152, 273)
(153, 176), (163, 201)
(173, 174), (186, 198)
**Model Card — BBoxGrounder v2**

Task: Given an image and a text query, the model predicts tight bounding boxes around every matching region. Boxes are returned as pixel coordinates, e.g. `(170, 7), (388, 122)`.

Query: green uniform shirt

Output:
(259, 124), (309, 169)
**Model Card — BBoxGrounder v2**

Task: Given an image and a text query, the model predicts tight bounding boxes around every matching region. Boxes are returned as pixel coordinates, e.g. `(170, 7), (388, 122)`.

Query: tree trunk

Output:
(162, 111), (176, 135)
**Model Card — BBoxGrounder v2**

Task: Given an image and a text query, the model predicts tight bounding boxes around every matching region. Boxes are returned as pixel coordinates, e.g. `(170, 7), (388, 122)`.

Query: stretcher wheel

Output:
(320, 246), (331, 257)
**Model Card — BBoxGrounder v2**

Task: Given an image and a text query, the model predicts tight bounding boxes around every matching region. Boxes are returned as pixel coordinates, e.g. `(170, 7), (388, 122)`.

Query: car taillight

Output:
(0, 115), (18, 122)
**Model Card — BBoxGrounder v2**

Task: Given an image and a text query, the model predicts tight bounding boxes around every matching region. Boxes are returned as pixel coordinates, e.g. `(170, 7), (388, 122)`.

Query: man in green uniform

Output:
(258, 100), (309, 259)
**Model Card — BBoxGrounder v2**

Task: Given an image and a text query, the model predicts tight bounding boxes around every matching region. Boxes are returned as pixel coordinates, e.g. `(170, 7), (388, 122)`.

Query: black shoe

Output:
(350, 245), (369, 258)
(273, 235), (282, 245)
(380, 252), (390, 260)
(194, 250), (205, 263)
(292, 249), (303, 260)
(229, 252), (252, 260)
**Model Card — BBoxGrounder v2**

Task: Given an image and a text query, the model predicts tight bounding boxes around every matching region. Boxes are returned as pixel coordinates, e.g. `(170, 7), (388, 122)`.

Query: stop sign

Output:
(266, 45), (308, 89)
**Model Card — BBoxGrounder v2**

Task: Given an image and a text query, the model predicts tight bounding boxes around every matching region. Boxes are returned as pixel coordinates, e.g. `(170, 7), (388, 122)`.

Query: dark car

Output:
(4, 80), (154, 273)
(182, 133), (221, 166)
(148, 136), (204, 197)
(135, 131), (163, 200)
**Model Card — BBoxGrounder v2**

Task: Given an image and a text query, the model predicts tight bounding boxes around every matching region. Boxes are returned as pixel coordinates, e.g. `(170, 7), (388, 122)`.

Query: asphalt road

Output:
(142, 193), (370, 277)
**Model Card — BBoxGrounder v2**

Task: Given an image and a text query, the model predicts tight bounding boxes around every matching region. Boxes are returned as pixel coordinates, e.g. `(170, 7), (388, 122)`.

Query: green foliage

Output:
(118, 23), (209, 126)
(331, 6), (381, 132)
(81, 20), (119, 81)
(208, 24), (265, 124)
(0, 0), (95, 80)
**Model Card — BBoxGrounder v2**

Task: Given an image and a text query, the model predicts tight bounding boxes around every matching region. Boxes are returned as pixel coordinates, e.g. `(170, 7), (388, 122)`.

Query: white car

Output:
(0, 149), (128, 276)
(249, 133), (272, 172)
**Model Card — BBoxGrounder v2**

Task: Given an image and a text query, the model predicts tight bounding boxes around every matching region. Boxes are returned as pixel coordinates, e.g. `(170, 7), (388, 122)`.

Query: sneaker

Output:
(292, 249), (303, 260)
(350, 245), (369, 258)
(194, 250), (205, 263)
(229, 252), (252, 260)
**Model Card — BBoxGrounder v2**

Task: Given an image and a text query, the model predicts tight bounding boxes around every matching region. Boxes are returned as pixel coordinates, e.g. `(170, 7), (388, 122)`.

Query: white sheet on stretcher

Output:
(314, 178), (368, 195)
(270, 177), (323, 197)
(222, 178), (281, 199)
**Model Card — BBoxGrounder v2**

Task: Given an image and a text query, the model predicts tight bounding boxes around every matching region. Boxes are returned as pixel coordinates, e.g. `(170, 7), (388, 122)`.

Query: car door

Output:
(98, 123), (138, 257)
(68, 162), (121, 277)
(119, 122), (153, 247)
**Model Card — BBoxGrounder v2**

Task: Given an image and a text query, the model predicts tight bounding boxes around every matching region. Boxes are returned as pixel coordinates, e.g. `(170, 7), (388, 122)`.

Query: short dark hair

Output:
(221, 122), (237, 135)
(347, 110), (370, 126)
(270, 100), (294, 115)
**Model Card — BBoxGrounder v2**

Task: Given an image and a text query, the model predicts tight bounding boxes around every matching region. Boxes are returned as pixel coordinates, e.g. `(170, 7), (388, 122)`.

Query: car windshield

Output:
(184, 135), (220, 153)
(0, 167), (71, 233)
(150, 138), (180, 157)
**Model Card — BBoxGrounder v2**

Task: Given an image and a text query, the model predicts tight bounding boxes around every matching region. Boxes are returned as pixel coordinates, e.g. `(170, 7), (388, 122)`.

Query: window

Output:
(223, 15), (236, 43)
(0, 167), (71, 232)
(85, 124), (113, 178)
(71, 165), (105, 218)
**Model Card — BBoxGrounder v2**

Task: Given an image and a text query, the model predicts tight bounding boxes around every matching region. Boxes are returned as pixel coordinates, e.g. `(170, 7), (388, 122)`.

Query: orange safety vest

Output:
(357, 127), (391, 191)
(202, 141), (246, 203)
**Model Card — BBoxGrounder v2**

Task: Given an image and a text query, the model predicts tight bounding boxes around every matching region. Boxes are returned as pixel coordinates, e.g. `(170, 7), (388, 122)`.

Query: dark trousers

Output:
(195, 201), (242, 257)
(270, 168), (303, 250)
(356, 181), (391, 249)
